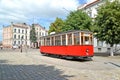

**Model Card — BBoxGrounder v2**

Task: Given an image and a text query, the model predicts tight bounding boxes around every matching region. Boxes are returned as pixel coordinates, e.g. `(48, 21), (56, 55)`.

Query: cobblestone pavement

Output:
(0, 48), (120, 80)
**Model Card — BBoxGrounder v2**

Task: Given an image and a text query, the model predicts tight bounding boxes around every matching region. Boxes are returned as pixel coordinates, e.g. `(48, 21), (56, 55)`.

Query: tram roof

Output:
(42, 30), (92, 38)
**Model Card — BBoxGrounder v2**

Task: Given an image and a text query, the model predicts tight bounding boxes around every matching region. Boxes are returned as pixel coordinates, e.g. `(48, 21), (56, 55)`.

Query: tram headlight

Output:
(86, 49), (89, 55)
(86, 49), (89, 53)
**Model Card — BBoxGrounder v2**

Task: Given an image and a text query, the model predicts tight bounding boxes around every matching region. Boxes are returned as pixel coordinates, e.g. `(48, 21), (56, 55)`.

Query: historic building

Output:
(3, 23), (30, 48)
(32, 24), (48, 48)
(2, 23), (48, 48)
(77, 0), (104, 19)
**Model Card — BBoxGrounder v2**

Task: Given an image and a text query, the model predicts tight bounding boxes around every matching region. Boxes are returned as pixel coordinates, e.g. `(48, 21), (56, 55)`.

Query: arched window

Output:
(14, 35), (16, 39)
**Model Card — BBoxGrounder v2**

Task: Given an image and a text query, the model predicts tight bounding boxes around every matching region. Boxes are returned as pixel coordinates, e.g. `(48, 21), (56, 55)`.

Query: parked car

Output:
(12, 45), (19, 49)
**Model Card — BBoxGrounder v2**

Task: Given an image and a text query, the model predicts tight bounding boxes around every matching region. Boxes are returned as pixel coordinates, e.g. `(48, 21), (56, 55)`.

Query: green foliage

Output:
(48, 17), (64, 34)
(95, 0), (120, 47)
(30, 24), (37, 43)
(62, 10), (92, 31)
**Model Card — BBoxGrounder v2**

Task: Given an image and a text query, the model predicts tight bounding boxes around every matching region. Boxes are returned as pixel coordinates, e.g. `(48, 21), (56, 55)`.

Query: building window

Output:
(107, 48), (111, 53)
(26, 30), (27, 34)
(97, 40), (103, 47)
(14, 41), (16, 45)
(18, 29), (20, 33)
(42, 33), (44, 36)
(14, 35), (16, 39)
(21, 36), (24, 39)
(98, 48), (101, 52)
(14, 29), (16, 33)
(22, 36), (24, 39)
(18, 35), (20, 39)
(22, 30), (24, 33)
(26, 36), (27, 40)
(18, 41), (20, 44)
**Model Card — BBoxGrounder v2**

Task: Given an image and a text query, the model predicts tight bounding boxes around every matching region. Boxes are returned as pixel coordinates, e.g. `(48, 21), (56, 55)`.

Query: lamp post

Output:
(20, 36), (23, 53)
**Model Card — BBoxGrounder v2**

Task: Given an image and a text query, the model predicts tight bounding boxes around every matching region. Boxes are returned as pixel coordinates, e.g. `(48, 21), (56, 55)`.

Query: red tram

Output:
(40, 30), (94, 59)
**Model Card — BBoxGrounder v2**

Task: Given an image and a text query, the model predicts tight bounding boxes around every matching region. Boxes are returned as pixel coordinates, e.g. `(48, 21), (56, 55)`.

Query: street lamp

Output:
(20, 36), (23, 53)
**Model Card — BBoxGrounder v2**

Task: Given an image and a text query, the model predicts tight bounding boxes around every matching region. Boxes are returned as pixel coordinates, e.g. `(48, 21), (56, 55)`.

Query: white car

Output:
(12, 45), (19, 49)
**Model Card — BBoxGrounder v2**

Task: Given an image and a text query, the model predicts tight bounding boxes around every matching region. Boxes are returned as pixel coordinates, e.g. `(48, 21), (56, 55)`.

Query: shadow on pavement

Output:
(0, 60), (74, 80)
(42, 54), (93, 62)
(0, 60), (9, 64)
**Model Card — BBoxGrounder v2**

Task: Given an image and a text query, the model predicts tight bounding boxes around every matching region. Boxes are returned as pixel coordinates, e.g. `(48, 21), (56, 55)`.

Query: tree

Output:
(30, 24), (37, 43)
(95, 0), (120, 56)
(62, 10), (92, 31)
(48, 17), (64, 34)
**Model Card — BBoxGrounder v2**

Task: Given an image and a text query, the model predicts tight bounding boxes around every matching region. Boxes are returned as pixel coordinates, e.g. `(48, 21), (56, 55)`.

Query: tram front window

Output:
(85, 36), (89, 45)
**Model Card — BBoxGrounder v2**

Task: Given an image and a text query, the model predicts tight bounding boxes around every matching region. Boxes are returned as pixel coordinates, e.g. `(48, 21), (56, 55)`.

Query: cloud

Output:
(0, 0), (79, 24)
(0, 0), (80, 41)
(0, 0), (96, 41)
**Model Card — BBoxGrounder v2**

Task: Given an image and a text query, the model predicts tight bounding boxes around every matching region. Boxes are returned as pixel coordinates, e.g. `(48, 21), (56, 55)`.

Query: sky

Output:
(0, 0), (95, 41)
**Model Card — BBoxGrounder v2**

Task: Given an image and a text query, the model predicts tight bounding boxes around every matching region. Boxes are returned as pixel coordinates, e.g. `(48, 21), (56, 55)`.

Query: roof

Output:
(32, 23), (46, 30)
(42, 30), (92, 38)
(12, 23), (29, 29)
(77, 0), (101, 10)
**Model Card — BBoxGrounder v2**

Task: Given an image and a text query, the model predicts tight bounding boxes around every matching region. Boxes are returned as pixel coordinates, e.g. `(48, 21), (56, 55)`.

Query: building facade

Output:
(3, 23), (48, 48)
(32, 24), (48, 48)
(3, 23), (30, 48)
(77, 0), (120, 53)
(77, 0), (104, 19)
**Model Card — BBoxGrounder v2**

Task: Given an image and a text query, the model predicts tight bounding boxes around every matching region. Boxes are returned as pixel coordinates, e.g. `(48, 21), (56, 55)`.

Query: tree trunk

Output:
(110, 46), (114, 56)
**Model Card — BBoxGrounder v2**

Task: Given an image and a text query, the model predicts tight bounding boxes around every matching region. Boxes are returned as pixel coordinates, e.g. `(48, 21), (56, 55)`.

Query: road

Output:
(0, 48), (120, 80)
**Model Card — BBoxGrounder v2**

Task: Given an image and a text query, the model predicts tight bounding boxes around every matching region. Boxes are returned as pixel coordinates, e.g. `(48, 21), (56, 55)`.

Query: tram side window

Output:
(67, 34), (72, 45)
(74, 32), (80, 45)
(51, 37), (54, 46)
(46, 38), (50, 46)
(62, 35), (66, 45)
(55, 36), (61, 45)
